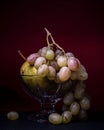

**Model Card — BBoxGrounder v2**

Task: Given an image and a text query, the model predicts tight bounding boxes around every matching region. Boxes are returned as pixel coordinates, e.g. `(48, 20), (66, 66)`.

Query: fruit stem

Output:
(17, 50), (26, 61)
(44, 28), (65, 54)
(44, 28), (51, 49)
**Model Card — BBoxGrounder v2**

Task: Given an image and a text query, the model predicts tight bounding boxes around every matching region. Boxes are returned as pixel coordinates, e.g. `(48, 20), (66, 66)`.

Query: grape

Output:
(55, 73), (61, 83)
(47, 66), (56, 80)
(62, 111), (72, 124)
(7, 111), (19, 120)
(61, 79), (72, 91)
(55, 49), (63, 57)
(38, 46), (48, 57)
(57, 55), (68, 67)
(48, 113), (62, 125)
(37, 64), (49, 77)
(49, 60), (60, 71)
(70, 71), (78, 80)
(63, 92), (74, 105)
(26, 53), (40, 65)
(68, 57), (80, 71)
(45, 49), (55, 60)
(74, 82), (85, 100)
(80, 97), (90, 110)
(78, 109), (88, 120)
(65, 52), (74, 58)
(58, 66), (71, 82)
(34, 56), (46, 69)
(70, 102), (80, 115)
(77, 65), (88, 80)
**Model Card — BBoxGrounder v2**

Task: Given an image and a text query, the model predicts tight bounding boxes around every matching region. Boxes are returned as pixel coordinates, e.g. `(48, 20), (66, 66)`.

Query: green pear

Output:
(20, 61), (49, 89)
(20, 61), (39, 88)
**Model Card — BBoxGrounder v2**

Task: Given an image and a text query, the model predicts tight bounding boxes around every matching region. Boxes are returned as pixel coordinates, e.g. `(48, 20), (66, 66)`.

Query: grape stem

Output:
(44, 28), (65, 53)
(17, 50), (26, 61)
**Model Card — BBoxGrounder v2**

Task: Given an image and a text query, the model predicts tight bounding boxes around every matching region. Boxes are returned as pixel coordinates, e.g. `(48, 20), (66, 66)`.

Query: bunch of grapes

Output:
(18, 28), (90, 125)
(19, 28), (88, 83)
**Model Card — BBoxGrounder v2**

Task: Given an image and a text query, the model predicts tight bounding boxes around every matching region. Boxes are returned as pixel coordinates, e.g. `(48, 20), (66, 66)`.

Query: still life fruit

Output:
(18, 28), (90, 124)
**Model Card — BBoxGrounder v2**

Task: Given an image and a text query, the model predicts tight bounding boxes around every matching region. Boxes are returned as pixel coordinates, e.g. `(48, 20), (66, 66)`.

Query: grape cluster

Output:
(19, 28), (90, 124)
(20, 29), (88, 84)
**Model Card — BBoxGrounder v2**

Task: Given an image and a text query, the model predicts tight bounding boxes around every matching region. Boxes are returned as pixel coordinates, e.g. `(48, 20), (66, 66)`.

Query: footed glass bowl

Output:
(20, 75), (78, 122)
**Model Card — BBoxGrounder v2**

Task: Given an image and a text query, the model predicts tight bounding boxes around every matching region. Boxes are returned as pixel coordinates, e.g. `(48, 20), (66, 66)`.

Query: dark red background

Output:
(0, 0), (104, 112)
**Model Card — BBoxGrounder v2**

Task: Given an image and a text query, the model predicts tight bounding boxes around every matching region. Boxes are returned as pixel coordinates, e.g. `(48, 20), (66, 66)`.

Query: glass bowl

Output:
(19, 75), (78, 122)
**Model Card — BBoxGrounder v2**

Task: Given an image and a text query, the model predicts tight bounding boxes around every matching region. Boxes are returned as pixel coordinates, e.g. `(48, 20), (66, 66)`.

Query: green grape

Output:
(70, 102), (80, 115)
(74, 82), (85, 100)
(7, 111), (19, 120)
(62, 111), (72, 124)
(80, 97), (90, 110)
(57, 55), (68, 67)
(34, 56), (46, 69)
(48, 113), (62, 125)
(37, 64), (49, 77)
(58, 66), (71, 82)
(63, 92), (74, 105)
(45, 49), (55, 60)
(77, 65), (88, 80)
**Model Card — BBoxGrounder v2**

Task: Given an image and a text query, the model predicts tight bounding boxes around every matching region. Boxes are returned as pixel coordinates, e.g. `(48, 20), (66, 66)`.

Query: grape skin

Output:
(70, 102), (80, 115)
(68, 57), (80, 71)
(34, 56), (46, 69)
(47, 66), (56, 80)
(57, 55), (68, 67)
(45, 49), (55, 60)
(62, 111), (72, 124)
(63, 92), (74, 105)
(26, 53), (40, 65)
(57, 66), (71, 82)
(80, 97), (90, 110)
(37, 64), (49, 77)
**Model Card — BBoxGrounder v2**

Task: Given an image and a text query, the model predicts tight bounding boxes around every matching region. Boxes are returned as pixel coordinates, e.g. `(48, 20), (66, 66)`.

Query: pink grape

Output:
(26, 53), (40, 65)
(68, 57), (80, 71)
(65, 52), (74, 58)
(49, 60), (60, 71)
(38, 46), (48, 57)
(57, 66), (71, 82)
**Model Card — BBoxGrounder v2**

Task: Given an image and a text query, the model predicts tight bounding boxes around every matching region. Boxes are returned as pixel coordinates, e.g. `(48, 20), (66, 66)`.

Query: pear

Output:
(20, 61), (49, 89)
(20, 61), (39, 88)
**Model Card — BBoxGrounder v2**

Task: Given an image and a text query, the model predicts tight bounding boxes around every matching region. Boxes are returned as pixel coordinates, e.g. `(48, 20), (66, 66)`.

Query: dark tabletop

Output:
(0, 112), (104, 130)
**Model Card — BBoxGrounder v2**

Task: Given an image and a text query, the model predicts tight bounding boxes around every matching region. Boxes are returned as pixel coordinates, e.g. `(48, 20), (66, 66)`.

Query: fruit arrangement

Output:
(18, 28), (90, 124)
